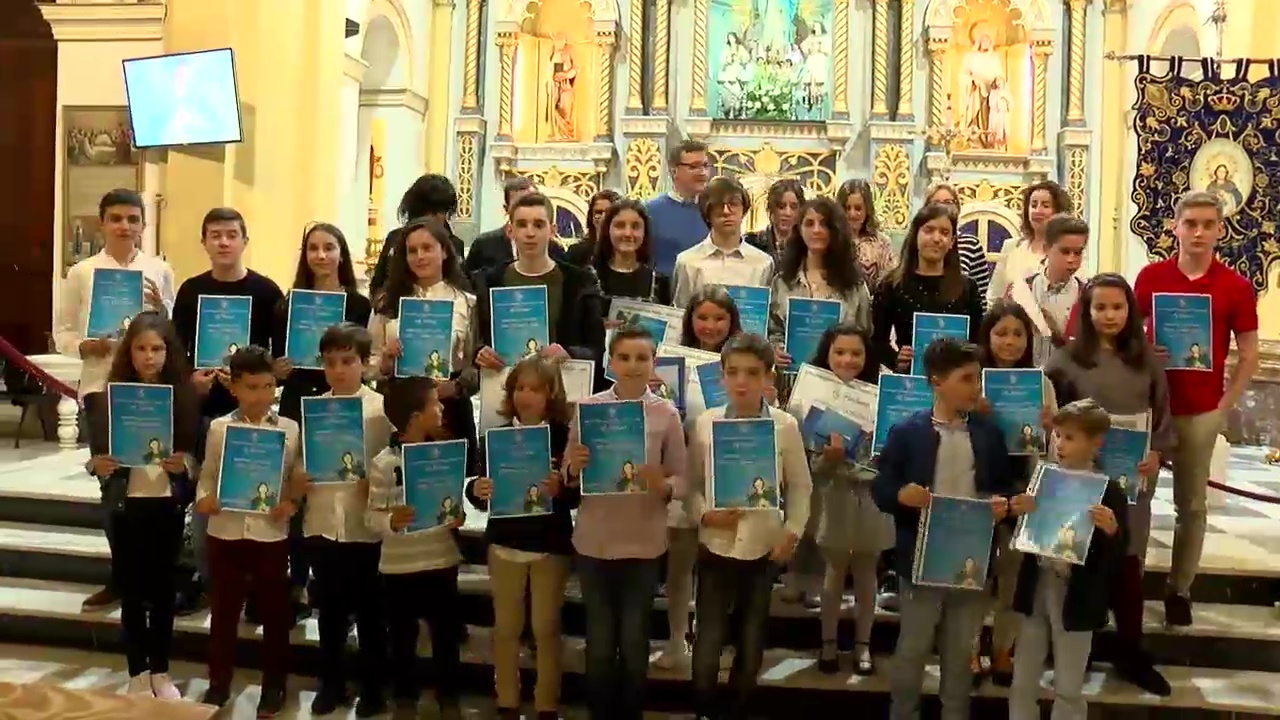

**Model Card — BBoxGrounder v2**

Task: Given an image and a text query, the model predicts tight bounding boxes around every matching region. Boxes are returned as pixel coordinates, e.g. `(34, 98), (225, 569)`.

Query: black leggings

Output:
(114, 497), (184, 677)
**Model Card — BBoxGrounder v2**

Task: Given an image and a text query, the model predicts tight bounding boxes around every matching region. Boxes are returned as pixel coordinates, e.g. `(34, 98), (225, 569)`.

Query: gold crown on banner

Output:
(1207, 92), (1240, 113)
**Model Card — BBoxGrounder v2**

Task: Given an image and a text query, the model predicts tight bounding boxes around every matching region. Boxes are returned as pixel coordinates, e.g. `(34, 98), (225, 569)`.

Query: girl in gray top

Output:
(806, 324), (892, 676)
(1044, 272), (1175, 697)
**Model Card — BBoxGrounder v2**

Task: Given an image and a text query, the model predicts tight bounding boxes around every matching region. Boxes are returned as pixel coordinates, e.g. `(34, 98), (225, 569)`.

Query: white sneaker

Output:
(653, 639), (690, 670)
(150, 673), (181, 700)
(126, 672), (154, 696)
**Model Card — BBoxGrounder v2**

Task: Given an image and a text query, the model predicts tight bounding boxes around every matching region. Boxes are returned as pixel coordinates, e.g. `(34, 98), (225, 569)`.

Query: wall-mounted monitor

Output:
(122, 48), (243, 149)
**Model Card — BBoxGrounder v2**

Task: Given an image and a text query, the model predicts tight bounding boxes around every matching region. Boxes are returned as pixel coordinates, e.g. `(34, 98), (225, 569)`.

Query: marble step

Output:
(0, 578), (1277, 717)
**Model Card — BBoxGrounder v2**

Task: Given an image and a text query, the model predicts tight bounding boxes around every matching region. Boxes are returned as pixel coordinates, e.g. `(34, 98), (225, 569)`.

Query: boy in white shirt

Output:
(671, 177), (775, 308)
(194, 346), (301, 716)
(302, 323), (394, 716)
(365, 376), (467, 720)
(687, 333), (811, 720)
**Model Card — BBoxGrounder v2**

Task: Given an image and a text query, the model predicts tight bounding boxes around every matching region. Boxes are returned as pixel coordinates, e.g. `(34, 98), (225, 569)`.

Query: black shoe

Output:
(354, 689), (387, 718)
(256, 686), (286, 717)
(1115, 649), (1173, 697)
(200, 685), (231, 707)
(309, 685), (350, 715)
(817, 642), (839, 674)
(81, 585), (119, 612)
(173, 585), (207, 618)
(1164, 593), (1193, 627)
(877, 571), (900, 612)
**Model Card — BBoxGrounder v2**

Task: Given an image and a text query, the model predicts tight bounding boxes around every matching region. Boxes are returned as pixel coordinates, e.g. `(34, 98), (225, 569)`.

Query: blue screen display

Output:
(123, 48), (243, 148)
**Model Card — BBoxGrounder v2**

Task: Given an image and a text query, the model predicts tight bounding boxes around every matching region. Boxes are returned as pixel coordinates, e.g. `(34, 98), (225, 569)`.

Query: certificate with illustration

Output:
(85, 268), (145, 339)
(485, 424), (553, 517)
(107, 382), (173, 468)
(300, 396), (365, 484)
(489, 286), (549, 365)
(559, 359), (595, 404)
(912, 495), (994, 589)
(401, 439), (468, 533)
(1098, 413), (1151, 504)
(786, 363), (877, 465)
(872, 373), (932, 454)
(1014, 464), (1110, 565)
(983, 368), (1045, 455)
(284, 289), (346, 369)
(1152, 293), (1212, 371)
(722, 285), (771, 337)
(607, 298), (682, 344)
(653, 356), (686, 414)
(577, 400), (647, 495)
(709, 417), (779, 511)
(911, 312), (970, 376)
(695, 361), (728, 409)
(217, 424), (287, 513)
(783, 298), (842, 372)
(656, 344), (720, 420)
(194, 295), (252, 369)
(396, 297), (455, 379)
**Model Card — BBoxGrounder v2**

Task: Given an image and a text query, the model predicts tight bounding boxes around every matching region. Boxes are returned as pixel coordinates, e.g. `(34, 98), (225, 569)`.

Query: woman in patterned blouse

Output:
(836, 179), (898, 291)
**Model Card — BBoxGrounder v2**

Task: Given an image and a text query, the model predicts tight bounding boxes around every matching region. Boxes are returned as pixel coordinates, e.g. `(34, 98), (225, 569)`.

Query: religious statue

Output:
(800, 22), (830, 108)
(959, 22), (1009, 151)
(1206, 163), (1245, 215)
(547, 34), (578, 141)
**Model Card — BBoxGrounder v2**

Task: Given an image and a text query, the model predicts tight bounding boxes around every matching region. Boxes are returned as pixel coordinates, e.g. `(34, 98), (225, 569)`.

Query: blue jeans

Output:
(577, 555), (661, 720)
(691, 547), (776, 720)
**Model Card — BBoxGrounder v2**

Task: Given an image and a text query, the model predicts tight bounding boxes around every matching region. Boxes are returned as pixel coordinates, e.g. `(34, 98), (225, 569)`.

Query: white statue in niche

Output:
(959, 21), (1009, 150)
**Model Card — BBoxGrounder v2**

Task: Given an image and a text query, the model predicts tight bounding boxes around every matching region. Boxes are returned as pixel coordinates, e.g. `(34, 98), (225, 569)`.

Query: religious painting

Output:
(706, 0), (834, 121)
(62, 107), (142, 277)
(943, 0), (1032, 155)
(512, 0), (599, 144)
(1190, 138), (1252, 217)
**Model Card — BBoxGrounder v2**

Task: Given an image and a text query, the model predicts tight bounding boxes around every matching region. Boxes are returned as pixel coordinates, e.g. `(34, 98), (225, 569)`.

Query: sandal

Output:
(853, 643), (874, 676)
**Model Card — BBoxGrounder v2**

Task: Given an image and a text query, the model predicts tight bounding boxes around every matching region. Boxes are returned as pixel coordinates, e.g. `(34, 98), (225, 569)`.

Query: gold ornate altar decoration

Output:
(708, 143), (838, 232)
(504, 166), (598, 238)
(1130, 56), (1280, 293)
(511, 0), (601, 144)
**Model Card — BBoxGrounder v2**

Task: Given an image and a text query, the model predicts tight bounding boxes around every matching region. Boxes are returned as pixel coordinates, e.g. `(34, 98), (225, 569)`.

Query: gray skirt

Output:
(813, 478), (894, 555)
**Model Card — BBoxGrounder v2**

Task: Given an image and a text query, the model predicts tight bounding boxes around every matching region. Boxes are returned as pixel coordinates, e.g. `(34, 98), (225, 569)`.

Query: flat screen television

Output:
(123, 48), (243, 149)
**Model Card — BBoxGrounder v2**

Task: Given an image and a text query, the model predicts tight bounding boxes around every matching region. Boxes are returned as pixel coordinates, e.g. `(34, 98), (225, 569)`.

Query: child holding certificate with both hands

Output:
(686, 334), (812, 720)
(1009, 400), (1127, 720)
(365, 377), (467, 719)
(464, 356), (574, 720)
(562, 325), (688, 720)
(194, 347), (304, 716)
(88, 312), (200, 700)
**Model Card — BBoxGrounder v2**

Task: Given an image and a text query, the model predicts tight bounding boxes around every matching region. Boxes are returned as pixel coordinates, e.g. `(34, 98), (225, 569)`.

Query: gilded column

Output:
(1066, 0), (1088, 125)
(597, 32), (616, 139)
(653, 0), (670, 111)
(1031, 44), (1050, 152)
(460, 0), (482, 110)
(690, 0), (707, 113)
(497, 33), (516, 139)
(927, 38), (946, 136)
(626, 0), (644, 111)
(455, 134), (478, 219)
(896, 0), (915, 119)
(871, 0), (890, 116)
(831, 0), (849, 117)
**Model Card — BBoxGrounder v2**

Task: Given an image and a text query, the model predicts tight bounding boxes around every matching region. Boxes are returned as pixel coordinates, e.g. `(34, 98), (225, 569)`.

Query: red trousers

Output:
(206, 536), (291, 691)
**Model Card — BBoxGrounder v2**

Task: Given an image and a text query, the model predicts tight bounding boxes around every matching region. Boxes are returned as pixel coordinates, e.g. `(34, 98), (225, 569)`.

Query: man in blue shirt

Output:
(645, 140), (712, 280)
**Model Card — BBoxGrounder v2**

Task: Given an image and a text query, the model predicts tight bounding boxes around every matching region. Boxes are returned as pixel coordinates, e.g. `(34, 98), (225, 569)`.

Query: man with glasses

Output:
(646, 140), (712, 281)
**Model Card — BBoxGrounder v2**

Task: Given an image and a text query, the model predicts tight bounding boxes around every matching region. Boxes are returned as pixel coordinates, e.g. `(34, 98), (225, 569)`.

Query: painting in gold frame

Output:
(62, 106), (142, 276)
(943, 0), (1032, 155)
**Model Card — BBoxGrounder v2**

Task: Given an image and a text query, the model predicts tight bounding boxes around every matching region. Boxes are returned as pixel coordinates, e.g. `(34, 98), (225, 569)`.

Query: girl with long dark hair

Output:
(745, 178), (805, 260)
(924, 182), (992, 301)
(566, 189), (622, 267)
(591, 199), (672, 306)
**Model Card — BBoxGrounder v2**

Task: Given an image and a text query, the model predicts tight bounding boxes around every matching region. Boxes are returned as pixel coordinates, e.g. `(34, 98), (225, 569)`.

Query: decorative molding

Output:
(496, 32), (516, 139)
(39, 1), (165, 41)
(344, 53), (369, 82)
(460, 0), (483, 110)
(453, 115), (487, 134)
(652, 0), (670, 111)
(619, 115), (670, 134)
(595, 31), (617, 141)
(358, 87), (428, 116)
(924, 151), (1054, 181)
(1064, 145), (1087, 217)
(1031, 42), (1051, 153)
(872, 142), (912, 230)
(455, 133), (479, 219)
(624, 138), (662, 199)
(831, 0), (850, 117)
(926, 38), (946, 140)
(690, 0), (708, 114)
(895, 0), (915, 120)
(871, 0), (891, 117)
(626, 0), (644, 111)
(1066, 0), (1088, 125)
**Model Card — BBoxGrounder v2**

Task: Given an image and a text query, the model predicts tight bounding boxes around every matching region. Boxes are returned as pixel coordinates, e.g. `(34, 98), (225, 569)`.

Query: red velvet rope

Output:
(0, 337), (77, 399)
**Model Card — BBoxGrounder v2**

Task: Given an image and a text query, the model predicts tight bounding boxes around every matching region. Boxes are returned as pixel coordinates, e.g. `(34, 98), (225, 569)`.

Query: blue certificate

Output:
(300, 396), (365, 484)
(911, 313), (970, 376)
(85, 268), (144, 339)
(194, 295), (252, 369)
(912, 495), (994, 590)
(983, 369), (1045, 455)
(284, 290), (347, 369)
(577, 400), (647, 495)
(872, 374), (932, 454)
(695, 361), (727, 409)
(800, 403), (869, 463)
(489, 286), (549, 365)
(1152, 293), (1213, 371)
(216, 424), (287, 514)
(485, 425), (553, 517)
(784, 297), (842, 371)
(1098, 426), (1149, 504)
(107, 382), (173, 468)
(401, 440), (468, 533)
(710, 417), (778, 510)
(397, 297), (455, 379)
(654, 356), (686, 414)
(723, 285), (771, 337)
(1014, 464), (1110, 565)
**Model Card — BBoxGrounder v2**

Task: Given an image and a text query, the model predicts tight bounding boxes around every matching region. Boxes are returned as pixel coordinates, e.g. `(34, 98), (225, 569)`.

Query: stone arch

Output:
(361, 0), (413, 88)
(1148, 0), (1206, 79)
(924, 0), (1055, 43)
(959, 202), (1023, 262)
(492, 0), (620, 33)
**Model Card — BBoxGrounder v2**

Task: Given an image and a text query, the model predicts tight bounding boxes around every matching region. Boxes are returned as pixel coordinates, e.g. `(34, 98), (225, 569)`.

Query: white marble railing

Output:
(26, 354), (82, 451)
